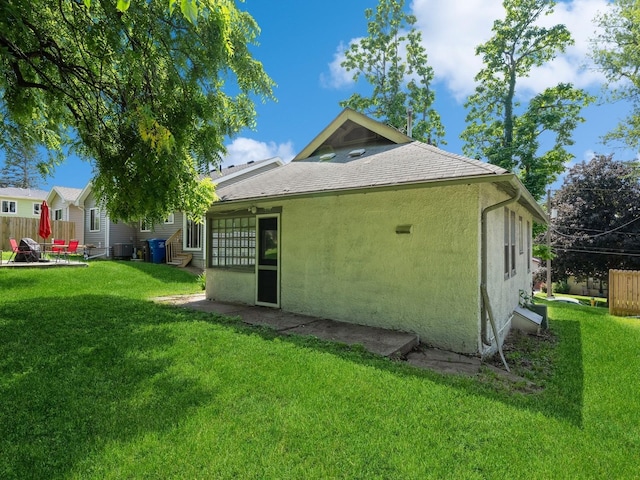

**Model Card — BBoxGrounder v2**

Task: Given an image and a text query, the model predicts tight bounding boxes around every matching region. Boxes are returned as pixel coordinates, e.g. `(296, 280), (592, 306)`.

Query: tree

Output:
(0, 140), (44, 189)
(548, 154), (640, 282)
(461, 0), (593, 201)
(339, 0), (445, 145)
(590, 0), (640, 150)
(0, 0), (274, 222)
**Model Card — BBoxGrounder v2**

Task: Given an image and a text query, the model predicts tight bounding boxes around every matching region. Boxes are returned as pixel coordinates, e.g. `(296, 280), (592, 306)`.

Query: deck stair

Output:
(165, 229), (193, 268)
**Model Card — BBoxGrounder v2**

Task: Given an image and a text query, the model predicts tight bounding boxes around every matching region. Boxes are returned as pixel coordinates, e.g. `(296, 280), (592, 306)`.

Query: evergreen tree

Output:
(0, 141), (44, 189)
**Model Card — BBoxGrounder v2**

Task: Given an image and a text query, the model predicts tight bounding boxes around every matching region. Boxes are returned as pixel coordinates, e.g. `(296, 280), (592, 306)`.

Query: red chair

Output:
(8, 238), (37, 263)
(51, 239), (66, 262)
(8, 238), (23, 263)
(62, 239), (80, 262)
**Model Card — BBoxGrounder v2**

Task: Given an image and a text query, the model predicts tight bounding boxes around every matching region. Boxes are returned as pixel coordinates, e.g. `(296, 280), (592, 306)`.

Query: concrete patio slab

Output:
(153, 294), (520, 380)
(285, 318), (419, 358)
(154, 294), (418, 358)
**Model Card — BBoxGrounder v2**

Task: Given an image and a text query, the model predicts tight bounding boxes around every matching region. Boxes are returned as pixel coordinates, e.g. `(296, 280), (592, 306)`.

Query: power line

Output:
(552, 247), (640, 258)
(549, 215), (640, 239)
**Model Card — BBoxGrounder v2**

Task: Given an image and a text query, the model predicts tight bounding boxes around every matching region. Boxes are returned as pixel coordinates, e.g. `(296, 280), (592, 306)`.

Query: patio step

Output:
(167, 253), (193, 268)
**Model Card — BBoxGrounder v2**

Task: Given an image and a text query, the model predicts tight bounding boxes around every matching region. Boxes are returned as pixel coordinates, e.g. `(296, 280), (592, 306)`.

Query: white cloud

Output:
(320, 41), (356, 89)
(324, 0), (611, 101)
(222, 137), (296, 167)
(411, 0), (502, 99)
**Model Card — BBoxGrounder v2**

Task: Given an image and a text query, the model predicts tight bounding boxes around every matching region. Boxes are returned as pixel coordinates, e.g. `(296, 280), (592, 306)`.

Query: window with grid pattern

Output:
(210, 217), (256, 267)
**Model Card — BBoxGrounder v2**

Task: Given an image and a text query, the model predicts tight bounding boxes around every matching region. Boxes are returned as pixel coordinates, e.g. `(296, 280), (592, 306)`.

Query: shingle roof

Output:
(215, 142), (509, 202)
(210, 158), (279, 181)
(52, 186), (83, 202)
(0, 187), (49, 200)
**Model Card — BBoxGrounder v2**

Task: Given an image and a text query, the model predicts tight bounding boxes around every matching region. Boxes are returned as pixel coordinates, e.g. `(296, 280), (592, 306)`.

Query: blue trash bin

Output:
(148, 238), (166, 264)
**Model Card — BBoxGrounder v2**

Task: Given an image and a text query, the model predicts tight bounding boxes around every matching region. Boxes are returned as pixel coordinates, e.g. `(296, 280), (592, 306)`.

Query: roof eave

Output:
(209, 173), (520, 211)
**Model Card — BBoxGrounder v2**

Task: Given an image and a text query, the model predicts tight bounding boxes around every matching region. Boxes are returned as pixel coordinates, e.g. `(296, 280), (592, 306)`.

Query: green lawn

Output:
(1, 262), (639, 478)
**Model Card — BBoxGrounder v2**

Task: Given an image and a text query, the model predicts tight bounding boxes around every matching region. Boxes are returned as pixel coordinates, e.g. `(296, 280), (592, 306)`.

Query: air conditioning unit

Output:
(113, 243), (133, 259)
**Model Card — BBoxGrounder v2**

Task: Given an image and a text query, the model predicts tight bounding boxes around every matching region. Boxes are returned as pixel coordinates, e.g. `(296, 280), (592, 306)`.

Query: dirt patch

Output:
(483, 328), (558, 393)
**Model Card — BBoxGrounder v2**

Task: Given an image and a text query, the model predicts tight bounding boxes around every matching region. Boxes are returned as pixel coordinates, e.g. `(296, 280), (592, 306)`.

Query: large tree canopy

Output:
(339, 0), (445, 145)
(461, 0), (592, 201)
(591, 0), (640, 150)
(549, 154), (640, 281)
(0, 0), (274, 222)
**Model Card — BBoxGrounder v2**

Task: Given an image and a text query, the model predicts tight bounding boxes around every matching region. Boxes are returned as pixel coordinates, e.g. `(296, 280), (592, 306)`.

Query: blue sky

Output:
(29, 0), (639, 192)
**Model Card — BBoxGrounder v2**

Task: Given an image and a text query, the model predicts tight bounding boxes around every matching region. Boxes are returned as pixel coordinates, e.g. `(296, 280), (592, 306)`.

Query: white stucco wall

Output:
(206, 182), (538, 355)
(207, 184), (484, 353)
(206, 268), (256, 305)
(281, 186), (482, 353)
(481, 184), (535, 356)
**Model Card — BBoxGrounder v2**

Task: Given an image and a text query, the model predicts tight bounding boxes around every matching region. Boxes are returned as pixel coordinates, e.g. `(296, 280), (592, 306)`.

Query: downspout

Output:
(481, 184), (521, 372)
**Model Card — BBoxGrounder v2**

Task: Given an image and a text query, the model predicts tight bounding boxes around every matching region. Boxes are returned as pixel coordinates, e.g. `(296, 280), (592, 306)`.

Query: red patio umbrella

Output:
(38, 200), (52, 243)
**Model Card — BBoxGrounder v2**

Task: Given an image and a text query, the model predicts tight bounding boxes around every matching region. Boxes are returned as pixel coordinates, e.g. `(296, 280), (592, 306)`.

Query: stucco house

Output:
(0, 187), (48, 218)
(205, 109), (546, 356)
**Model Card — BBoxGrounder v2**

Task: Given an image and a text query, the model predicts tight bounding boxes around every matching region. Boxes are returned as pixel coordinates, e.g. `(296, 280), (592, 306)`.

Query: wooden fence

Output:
(0, 216), (75, 251)
(609, 269), (640, 316)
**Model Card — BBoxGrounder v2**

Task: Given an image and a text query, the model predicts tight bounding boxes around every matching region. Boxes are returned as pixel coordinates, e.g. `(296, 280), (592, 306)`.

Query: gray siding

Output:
(68, 206), (85, 244)
(82, 192), (135, 256)
(83, 192), (107, 248)
(109, 220), (136, 246)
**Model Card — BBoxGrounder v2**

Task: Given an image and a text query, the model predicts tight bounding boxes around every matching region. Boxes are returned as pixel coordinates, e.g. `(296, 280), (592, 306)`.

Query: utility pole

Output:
(546, 189), (554, 299)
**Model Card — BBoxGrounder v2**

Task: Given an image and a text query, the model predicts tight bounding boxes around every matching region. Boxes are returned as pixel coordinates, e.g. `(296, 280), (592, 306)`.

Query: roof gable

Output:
(293, 108), (412, 161)
(47, 186), (83, 204)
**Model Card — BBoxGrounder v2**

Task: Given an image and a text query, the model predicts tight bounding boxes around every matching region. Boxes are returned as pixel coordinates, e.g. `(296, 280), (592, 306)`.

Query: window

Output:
(54, 209), (63, 220)
(2, 200), (17, 214)
(33, 203), (41, 216)
(504, 208), (510, 279)
(90, 208), (100, 232)
(511, 210), (516, 276)
(519, 216), (523, 254)
(164, 213), (175, 224)
(504, 208), (517, 279)
(527, 221), (531, 273)
(185, 218), (202, 250)
(210, 216), (256, 267)
(140, 220), (151, 232)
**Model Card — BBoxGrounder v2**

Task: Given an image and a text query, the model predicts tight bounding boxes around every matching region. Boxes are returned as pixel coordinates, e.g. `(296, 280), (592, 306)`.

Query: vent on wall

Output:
(395, 224), (412, 234)
(348, 148), (366, 157)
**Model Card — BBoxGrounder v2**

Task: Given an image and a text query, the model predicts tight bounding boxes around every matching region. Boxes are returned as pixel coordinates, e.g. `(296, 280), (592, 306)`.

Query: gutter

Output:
(480, 178), (522, 372)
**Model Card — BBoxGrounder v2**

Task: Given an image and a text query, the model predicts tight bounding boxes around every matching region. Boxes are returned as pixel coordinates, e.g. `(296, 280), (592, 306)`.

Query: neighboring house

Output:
(74, 157), (283, 266)
(567, 276), (608, 297)
(205, 108), (547, 357)
(0, 187), (48, 218)
(134, 157), (284, 269)
(76, 183), (136, 259)
(46, 186), (85, 244)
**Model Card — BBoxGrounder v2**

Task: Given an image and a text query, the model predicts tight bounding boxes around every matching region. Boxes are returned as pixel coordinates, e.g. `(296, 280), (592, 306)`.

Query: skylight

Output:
(320, 153), (336, 161)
